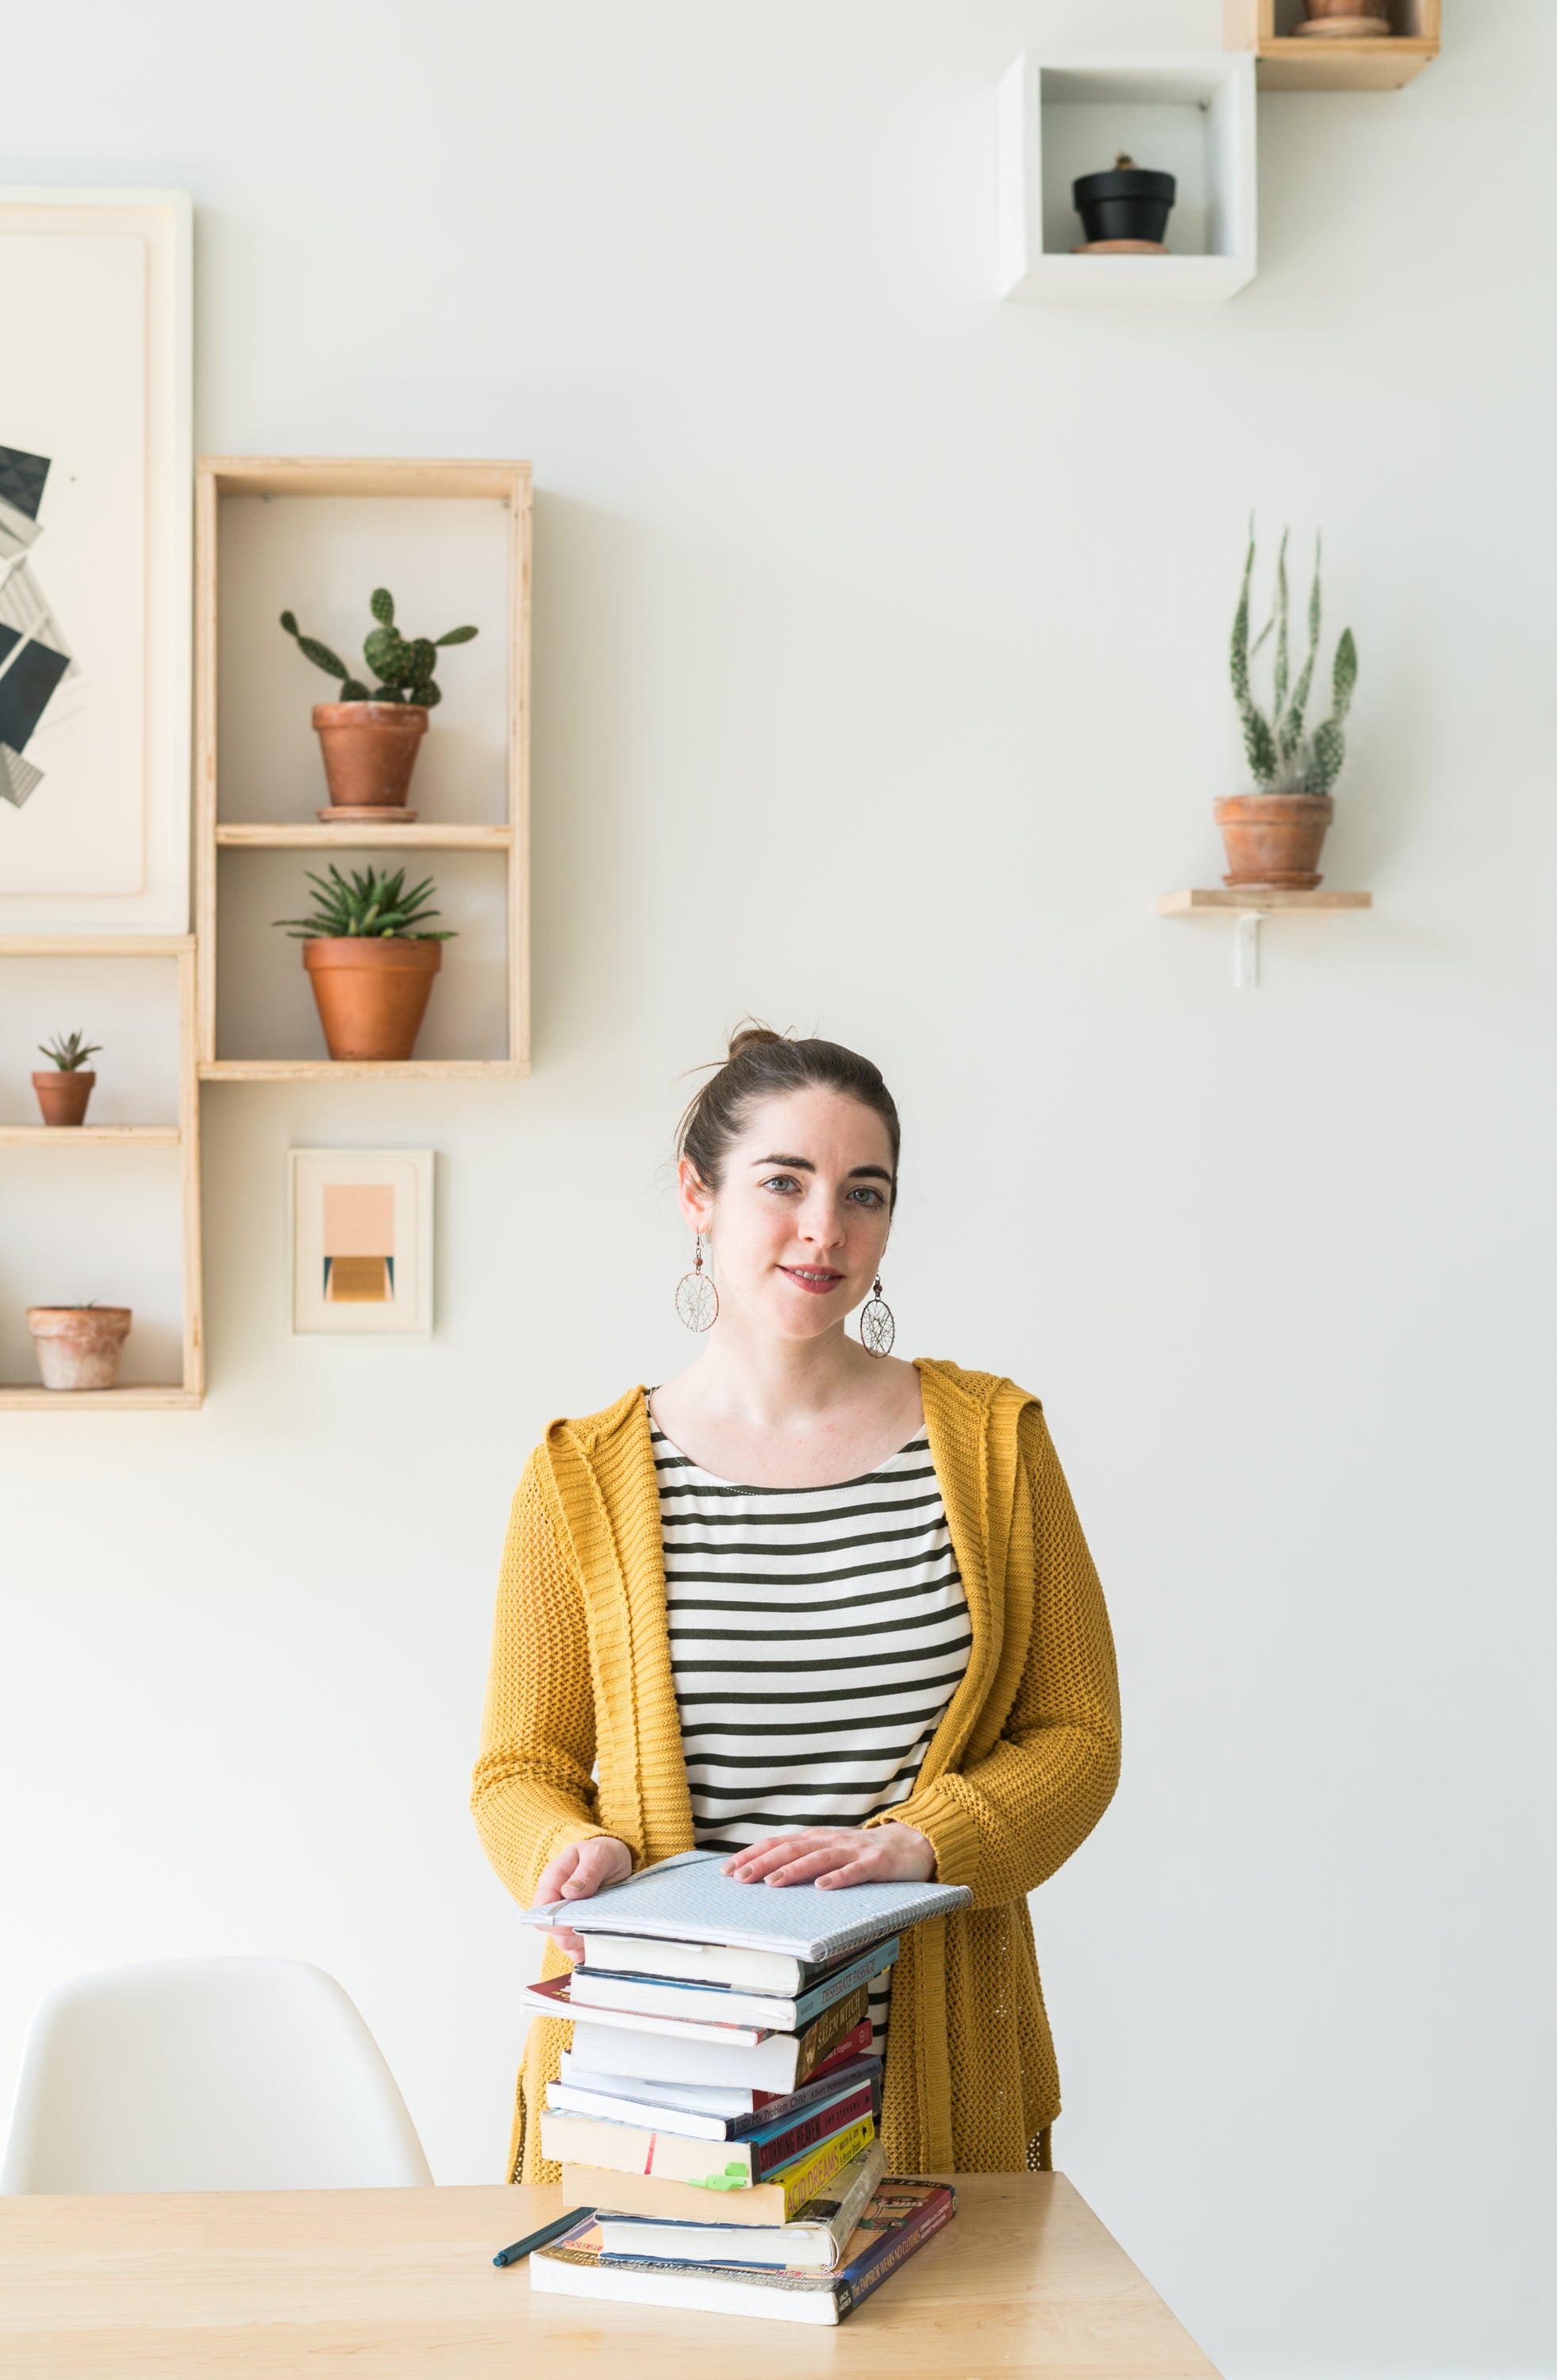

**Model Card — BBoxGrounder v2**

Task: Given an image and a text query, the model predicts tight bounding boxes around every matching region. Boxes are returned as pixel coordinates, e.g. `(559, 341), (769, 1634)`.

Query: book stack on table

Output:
(517, 1849), (971, 2325)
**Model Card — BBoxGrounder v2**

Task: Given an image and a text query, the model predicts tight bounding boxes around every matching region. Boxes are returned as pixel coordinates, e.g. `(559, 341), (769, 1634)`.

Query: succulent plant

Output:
(273, 863), (456, 942)
(37, 1029), (102, 1071)
(280, 589), (478, 708)
(1231, 522), (1358, 797)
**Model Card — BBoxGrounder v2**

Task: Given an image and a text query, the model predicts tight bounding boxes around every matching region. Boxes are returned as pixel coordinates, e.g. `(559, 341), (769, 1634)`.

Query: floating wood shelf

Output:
(1224, 0), (1440, 91)
(0, 1384), (202, 1412)
(1161, 887), (1372, 990)
(1159, 888), (1372, 915)
(197, 456), (532, 1077)
(0, 937), (204, 1407)
(0, 1126), (181, 1145)
(215, 824), (513, 850)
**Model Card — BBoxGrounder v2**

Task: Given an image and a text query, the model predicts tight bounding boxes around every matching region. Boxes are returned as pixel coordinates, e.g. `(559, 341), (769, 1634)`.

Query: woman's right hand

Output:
(532, 1836), (633, 1961)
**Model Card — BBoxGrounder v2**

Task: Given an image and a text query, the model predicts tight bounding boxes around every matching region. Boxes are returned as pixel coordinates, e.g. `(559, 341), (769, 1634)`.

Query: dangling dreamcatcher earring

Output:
(675, 1234), (719, 1332)
(859, 1276), (895, 1359)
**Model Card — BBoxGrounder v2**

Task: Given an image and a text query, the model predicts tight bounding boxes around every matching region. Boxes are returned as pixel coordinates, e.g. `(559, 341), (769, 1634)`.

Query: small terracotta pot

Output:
(27, 1306), (133, 1392)
(312, 702), (429, 810)
(32, 1069), (95, 1127)
(1214, 793), (1335, 889)
(303, 936), (443, 1061)
(1305, 0), (1374, 13)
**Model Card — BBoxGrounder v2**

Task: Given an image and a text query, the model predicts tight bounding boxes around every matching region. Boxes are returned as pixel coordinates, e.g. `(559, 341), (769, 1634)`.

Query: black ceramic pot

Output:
(1073, 166), (1176, 246)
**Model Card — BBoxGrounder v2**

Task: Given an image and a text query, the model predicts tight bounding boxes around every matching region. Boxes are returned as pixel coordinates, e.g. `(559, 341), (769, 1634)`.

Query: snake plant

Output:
(1231, 522), (1358, 797)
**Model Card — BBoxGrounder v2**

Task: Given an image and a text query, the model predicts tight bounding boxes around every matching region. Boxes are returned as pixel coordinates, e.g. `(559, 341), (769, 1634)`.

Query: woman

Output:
(472, 1027), (1121, 2185)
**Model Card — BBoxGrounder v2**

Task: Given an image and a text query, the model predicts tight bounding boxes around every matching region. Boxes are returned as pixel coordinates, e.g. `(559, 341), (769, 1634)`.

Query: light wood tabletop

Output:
(0, 2171), (1220, 2378)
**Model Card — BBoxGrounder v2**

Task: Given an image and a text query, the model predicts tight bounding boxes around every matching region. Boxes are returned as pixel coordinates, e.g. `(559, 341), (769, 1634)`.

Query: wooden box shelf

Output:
(0, 937), (203, 1406)
(196, 458), (532, 1081)
(1224, 0), (1440, 91)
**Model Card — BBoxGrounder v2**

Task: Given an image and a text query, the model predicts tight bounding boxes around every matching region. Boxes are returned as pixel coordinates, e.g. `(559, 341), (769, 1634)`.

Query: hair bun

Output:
(726, 1021), (786, 1061)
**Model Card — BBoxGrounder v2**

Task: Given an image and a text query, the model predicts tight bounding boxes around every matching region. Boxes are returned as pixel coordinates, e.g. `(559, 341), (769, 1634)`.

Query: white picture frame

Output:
(0, 187), (193, 932)
(289, 1150), (435, 1339)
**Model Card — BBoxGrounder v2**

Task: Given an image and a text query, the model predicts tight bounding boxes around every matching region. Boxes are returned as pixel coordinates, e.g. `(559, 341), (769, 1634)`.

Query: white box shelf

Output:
(998, 53), (1257, 306)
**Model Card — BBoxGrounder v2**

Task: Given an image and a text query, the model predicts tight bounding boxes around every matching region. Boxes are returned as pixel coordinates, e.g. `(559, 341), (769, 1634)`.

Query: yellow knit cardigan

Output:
(471, 1358), (1121, 2184)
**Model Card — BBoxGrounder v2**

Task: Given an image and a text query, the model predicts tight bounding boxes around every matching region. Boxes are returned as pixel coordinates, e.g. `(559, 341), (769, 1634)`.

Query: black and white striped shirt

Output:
(651, 1404), (971, 2055)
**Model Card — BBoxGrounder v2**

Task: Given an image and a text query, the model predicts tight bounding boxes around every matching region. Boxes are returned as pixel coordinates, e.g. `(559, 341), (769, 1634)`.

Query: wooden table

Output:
(0, 2172), (1220, 2378)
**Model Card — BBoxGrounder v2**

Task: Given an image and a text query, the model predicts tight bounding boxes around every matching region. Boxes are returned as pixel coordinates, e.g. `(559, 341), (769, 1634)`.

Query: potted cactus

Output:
(280, 589), (478, 819)
(33, 1030), (101, 1127)
(275, 863), (456, 1061)
(1220, 524), (1359, 889)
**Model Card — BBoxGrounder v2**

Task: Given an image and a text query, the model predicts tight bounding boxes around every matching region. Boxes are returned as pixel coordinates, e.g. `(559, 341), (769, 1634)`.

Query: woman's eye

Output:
(848, 1187), (885, 1207)
(760, 1175), (802, 1194)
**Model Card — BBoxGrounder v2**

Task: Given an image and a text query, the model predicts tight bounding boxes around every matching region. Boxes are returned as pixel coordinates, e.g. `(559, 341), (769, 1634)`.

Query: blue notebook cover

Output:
(517, 1848), (971, 1963)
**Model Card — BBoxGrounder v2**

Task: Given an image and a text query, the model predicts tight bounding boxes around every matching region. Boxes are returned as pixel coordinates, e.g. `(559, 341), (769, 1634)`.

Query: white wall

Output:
(3, 3), (1555, 2373)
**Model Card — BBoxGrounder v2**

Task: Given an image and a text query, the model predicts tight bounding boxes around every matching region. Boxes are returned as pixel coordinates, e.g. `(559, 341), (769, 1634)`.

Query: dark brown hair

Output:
(677, 1024), (901, 1207)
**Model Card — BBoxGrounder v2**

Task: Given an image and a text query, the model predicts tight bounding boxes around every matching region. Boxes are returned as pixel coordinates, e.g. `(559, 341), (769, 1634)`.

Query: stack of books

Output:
(516, 1849), (970, 2325)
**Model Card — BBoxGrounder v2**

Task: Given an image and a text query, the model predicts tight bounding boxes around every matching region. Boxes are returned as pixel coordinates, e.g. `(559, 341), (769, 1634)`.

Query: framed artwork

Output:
(290, 1150), (435, 1338)
(0, 188), (193, 932)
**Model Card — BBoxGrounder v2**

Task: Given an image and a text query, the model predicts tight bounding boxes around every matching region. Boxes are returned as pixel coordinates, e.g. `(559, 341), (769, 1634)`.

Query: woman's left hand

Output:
(721, 1823), (936, 1891)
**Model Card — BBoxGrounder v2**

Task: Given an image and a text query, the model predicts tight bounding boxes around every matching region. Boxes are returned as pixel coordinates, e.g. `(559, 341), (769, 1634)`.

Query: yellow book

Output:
(562, 2113), (875, 2227)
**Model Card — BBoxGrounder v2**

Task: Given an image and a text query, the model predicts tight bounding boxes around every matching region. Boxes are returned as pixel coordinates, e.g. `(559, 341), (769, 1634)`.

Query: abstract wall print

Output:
(0, 441), (75, 809)
(0, 190), (191, 931)
(290, 1150), (434, 1338)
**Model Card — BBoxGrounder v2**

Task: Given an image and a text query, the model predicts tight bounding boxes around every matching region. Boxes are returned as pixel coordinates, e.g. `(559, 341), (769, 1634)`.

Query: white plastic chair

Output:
(1, 1957), (432, 2194)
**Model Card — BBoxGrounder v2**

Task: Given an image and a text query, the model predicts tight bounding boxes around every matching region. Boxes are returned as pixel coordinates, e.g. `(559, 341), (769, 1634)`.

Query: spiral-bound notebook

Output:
(517, 1849), (970, 1963)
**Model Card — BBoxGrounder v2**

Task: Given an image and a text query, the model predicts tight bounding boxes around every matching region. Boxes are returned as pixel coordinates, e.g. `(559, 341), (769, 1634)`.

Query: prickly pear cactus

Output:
(282, 592), (479, 708)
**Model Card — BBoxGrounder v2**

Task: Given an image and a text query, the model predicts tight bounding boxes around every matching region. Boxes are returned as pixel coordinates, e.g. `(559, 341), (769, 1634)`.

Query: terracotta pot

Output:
(27, 1305), (133, 1392)
(302, 936), (443, 1061)
(1305, 0), (1375, 13)
(32, 1069), (95, 1127)
(312, 702), (429, 810)
(1214, 793), (1335, 889)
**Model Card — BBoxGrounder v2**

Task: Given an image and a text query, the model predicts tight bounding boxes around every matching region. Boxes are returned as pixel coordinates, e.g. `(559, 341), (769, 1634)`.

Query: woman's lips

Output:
(778, 1265), (845, 1296)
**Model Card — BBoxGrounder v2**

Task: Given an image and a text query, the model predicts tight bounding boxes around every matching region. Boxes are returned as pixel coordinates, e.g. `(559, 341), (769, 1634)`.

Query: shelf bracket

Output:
(1234, 910), (1262, 992)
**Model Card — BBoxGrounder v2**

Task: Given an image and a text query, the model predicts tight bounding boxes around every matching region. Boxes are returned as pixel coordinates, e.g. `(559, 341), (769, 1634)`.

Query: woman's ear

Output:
(676, 1155), (713, 1237)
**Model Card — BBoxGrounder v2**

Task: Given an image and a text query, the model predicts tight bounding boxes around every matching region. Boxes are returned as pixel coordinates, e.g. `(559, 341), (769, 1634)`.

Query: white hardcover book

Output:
(568, 1937), (896, 2033)
(579, 1935), (811, 1994)
(568, 2017), (802, 2094)
(518, 1973), (769, 2048)
(557, 2054), (758, 2117)
(546, 2082), (732, 2141)
(529, 2253), (847, 2325)
(519, 1846), (970, 1962)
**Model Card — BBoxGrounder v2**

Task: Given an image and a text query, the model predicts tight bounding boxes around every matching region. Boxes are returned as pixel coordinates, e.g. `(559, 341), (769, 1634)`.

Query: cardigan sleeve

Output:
(470, 1449), (616, 1906)
(871, 1406), (1121, 1909)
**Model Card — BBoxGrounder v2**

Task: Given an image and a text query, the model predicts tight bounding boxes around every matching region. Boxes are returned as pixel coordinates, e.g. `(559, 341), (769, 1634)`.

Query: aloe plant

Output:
(37, 1029), (102, 1071)
(273, 864), (457, 942)
(280, 589), (478, 708)
(1231, 522), (1358, 797)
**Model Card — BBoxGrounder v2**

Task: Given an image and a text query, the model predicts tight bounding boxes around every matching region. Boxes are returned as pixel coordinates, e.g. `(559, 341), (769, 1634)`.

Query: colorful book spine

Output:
(833, 2182), (958, 2313)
